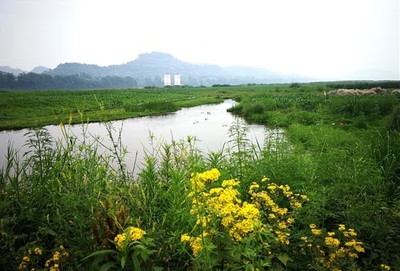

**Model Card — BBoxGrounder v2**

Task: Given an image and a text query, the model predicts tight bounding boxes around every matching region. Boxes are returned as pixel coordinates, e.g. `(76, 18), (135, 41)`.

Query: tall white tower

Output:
(173, 74), (181, 86)
(163, 74), (171, 86)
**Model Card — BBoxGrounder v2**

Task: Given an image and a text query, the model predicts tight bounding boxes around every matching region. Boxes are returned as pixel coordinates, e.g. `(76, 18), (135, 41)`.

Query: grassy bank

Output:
(1, 82), (400, 270)
(0, 87), (238, 130)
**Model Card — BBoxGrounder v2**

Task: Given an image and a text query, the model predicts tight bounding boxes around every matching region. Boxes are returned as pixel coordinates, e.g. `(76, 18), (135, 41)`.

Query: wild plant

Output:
(84, 225), (158, 271)
(17, 245), (69, 271)
(181, 168), (309, 270)
(226, 119), (261, 181)
(298, 224), (365, 270)
(23, 127), (55, 182)
(95, 121), (129, 181)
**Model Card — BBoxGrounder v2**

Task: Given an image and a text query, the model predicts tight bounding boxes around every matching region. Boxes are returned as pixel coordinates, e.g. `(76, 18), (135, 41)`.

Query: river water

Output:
(0, 100), (280, 172)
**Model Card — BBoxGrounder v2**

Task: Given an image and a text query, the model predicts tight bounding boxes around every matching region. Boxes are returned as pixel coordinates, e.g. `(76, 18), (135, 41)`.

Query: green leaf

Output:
(82, 249), (117, 261)
(99, 262), (119, 271)
(277, 253), (290, 266)
(121, 254), (127, 269)
(132, 254), (141, 270)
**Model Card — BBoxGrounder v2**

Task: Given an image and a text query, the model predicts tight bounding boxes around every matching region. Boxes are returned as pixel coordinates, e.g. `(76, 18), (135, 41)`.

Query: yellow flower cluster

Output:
(18, 256), (31, 270)
(45, 245), (69, 271)
(18, 247), (44, 270)
(181, 233), (207, 256)
(114, 226), (146, 251)
(301, 224), (365, 269)
(19, 246), (68, 271)
(251, 181), (308, 245)
(380, 264), (391, 270)
(190, 168), (220, 191)
(310, 224), (323, 236)
(182, 169), (309, 256)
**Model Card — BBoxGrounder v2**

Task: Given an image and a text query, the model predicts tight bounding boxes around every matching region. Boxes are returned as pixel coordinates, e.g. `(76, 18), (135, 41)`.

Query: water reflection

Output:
(0, 100), (270, 171)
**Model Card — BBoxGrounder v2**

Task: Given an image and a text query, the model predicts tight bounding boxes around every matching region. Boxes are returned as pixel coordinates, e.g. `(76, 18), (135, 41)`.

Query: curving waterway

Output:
(0, 100), (280, 173)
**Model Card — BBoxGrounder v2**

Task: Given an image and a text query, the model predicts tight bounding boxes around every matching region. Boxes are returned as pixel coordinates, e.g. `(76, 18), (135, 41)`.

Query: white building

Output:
(173, 74), (181, 86)
(163, 74), (171, 86)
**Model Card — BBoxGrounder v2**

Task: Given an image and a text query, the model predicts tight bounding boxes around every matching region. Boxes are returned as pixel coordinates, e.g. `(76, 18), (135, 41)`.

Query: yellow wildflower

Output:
(114, 233), (126, 249)
(34, 247), (42, 255)
(238, 202), (260, 219)
(324, 237), (340, 247)
(311, 229), (322, 236)
(336, 247), (346, 257)
(300, 194), (309, 201)
(278, 221), (287, 229)
(261, 177), (270, 182)
(345, 239), (363, 247)
(287, 217), (295, 224)
(380, 264), (391, 270)
(190, 237), (203, 256)
(248, 182), (260, 193)
(128, 226), (146, 241)
(267, 184), (278, 192)
(181, 233), (191, 242)
(354, 244), (365, 253)
(114, 226), (146, 250)
(221, 179), (240, 187)
(344, 228), (357, 237)
(348, 228), (357, 236)
(292, 201), (303, 208)
(277, 207), (288, 216)
(221, 215), (235, 227)
(53, 251), (61, 261)
(209, 187), (223, 195)
(348, 252), (358, 258)
(338, 224), (346, 231)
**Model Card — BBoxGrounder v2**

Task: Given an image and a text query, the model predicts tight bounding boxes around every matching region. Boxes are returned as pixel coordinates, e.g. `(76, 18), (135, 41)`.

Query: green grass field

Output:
(0, 87), (239, 130)
(1, 82), (400, 270)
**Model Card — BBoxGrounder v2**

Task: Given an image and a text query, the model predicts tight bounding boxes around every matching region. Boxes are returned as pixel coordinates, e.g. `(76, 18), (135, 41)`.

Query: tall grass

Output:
(1, 90), (400, 270)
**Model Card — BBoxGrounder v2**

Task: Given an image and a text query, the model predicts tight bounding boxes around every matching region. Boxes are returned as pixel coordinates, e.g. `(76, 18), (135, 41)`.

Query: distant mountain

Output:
(0, 66), (24, 76)
(31, 66), (51, 74)
(46, 52), (310, 86)
(0, 65), (51, 75)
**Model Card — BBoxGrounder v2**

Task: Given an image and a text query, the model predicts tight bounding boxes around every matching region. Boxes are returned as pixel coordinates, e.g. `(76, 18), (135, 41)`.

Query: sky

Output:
(0, 0), (399, 80)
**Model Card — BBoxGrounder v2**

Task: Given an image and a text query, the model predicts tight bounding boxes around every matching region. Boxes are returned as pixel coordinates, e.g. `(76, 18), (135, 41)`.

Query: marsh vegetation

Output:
(1, 82), (399, 270)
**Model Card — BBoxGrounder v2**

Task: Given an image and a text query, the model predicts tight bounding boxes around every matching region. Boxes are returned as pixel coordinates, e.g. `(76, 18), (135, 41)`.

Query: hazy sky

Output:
(1, 0), (399, 80)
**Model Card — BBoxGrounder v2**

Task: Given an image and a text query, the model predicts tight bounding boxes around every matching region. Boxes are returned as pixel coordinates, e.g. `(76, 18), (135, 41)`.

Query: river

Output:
(0, 100), (281, 173)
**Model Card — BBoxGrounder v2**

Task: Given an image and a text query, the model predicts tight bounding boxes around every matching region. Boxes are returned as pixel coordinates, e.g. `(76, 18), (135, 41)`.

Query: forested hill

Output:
(0, 52), (310, 90)
(46, 52), (303, 85)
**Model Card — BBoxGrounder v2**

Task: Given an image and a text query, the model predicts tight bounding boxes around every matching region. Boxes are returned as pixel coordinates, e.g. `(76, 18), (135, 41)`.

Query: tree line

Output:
(0, 71), (139, 90)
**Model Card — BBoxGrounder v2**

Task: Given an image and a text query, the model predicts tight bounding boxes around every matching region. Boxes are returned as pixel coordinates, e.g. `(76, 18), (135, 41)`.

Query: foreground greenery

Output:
(1, 82), (400, 270)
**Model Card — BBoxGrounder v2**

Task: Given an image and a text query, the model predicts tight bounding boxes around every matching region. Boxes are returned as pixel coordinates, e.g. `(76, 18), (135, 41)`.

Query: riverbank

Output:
(1, 82), (398, 131)
(0, 99), (268, 173)
(0, 86), (240, 131)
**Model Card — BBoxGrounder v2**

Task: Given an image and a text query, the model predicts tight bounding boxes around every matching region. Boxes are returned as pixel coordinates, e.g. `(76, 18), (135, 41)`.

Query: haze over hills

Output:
(0, 66), (25, 76)
(0, 52), (311, 87)
(45, 52), (312, 85)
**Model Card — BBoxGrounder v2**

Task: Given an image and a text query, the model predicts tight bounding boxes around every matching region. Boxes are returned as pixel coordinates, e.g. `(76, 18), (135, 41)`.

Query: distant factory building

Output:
(163, 74), (171, 86)
(174, 74), (181, 86)
(164, 74), (181, 86)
